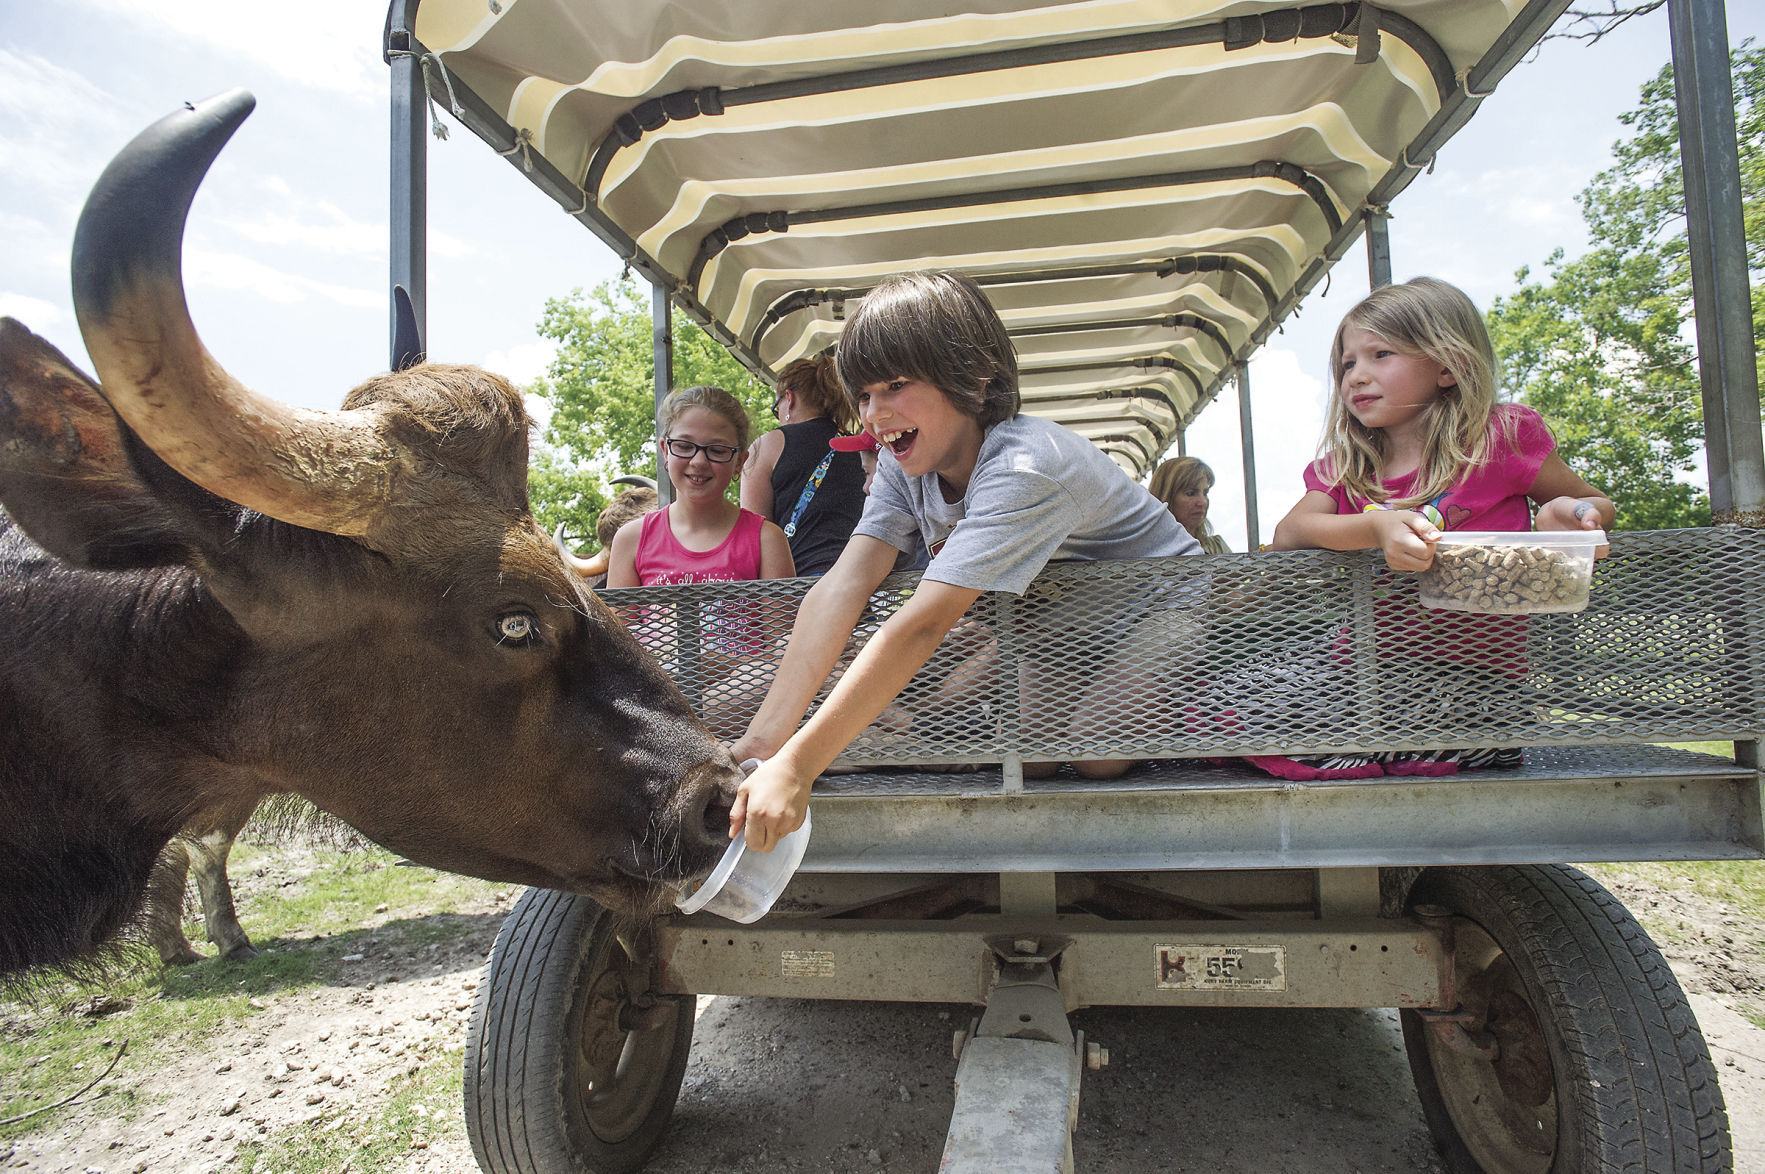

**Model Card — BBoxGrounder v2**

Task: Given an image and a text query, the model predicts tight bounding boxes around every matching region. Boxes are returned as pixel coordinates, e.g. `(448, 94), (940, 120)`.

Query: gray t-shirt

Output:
(852, 414), (1200, 594)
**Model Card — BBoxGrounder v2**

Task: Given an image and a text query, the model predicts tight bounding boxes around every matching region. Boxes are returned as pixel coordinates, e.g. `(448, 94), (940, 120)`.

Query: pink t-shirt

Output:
(1302, 404), (1555, 533)
(633, 506), (765, 586)
(1301, 404), (1556, 679)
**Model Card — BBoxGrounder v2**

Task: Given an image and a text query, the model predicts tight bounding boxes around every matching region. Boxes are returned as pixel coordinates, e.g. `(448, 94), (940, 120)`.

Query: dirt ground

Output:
(3, 859), (1761, 1174)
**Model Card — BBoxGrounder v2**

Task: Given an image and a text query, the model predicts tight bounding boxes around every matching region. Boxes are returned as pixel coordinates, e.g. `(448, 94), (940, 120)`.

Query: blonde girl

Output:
(607, 385), (794, 587)
(1148, 456), (1231, 554)
(1257, 277), (1613, 781)
(1271, 277), (1612, 564)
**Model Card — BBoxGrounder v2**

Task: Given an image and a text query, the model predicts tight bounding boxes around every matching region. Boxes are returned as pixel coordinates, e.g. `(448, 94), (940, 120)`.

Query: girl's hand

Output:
(1536, 496), (1604, 531)
(1536, 496), (1611, 556)
(1369, 509), (1441, 571)
(729, 758), (809, 853)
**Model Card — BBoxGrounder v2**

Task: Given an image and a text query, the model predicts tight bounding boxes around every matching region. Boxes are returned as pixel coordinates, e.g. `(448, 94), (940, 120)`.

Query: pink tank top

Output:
(633, 506), (765, 586)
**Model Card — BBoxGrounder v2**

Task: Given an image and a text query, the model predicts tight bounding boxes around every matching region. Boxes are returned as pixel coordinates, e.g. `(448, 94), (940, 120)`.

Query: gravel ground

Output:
(3, 855), (1760, 1174)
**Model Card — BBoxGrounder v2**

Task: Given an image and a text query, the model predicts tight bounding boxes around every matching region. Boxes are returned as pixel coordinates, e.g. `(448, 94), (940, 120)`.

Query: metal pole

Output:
(1176, 429), (1187, 458)
(386, 0), (426, 370)
(1364, 208), (1392, 290)
(653, 283), (676, 507)
(1237, 360), (1259, 549)
(1670, 0), (1765, 525)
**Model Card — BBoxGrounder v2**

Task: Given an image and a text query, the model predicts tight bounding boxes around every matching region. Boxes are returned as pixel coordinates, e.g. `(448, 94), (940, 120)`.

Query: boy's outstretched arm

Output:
(732, 535), (902, 763)
(732, 574), (984, 852)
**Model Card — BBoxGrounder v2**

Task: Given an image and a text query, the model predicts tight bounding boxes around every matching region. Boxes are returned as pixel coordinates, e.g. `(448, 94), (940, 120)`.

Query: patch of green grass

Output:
(1580, 853), (1765, 1029)
(0, 844), (499, 1139)
(235, 1048), (467, 1174)
(1583, 859), (1765, 924)
(1659, 740), (1741, 759)
(0, 944), (331, 1138)
(224, 841), (502, 943)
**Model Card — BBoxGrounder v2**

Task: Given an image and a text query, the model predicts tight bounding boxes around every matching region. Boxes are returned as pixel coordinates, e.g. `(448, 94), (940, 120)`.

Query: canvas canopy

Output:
(403, 0), (1568, 474)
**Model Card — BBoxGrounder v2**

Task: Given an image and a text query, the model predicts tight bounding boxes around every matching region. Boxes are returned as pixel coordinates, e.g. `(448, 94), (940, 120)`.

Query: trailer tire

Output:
(1401, 864), (1730, 1173)
(464, 888), (694, 1174)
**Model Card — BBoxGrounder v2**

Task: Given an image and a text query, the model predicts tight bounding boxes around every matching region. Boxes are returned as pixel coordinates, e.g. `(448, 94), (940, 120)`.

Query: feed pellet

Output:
(1418, 542), (1591, 613)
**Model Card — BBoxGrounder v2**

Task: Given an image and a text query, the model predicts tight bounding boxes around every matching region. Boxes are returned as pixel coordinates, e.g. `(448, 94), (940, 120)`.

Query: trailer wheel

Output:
(465, 888), (694, 1174)
(1401, 865), (1729, 1173)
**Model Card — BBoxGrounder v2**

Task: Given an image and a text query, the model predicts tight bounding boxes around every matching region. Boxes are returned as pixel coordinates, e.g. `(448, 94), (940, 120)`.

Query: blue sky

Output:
(1, 2), (1758, 550)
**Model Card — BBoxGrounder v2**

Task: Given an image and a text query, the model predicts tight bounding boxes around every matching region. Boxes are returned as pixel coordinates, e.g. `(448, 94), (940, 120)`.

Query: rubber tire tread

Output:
(1405, 864), (1730, 1173)
(463, 887), (691, 1174)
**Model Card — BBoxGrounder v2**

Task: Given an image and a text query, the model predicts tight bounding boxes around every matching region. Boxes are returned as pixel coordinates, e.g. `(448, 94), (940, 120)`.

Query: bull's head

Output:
(5, 90), (741, 911)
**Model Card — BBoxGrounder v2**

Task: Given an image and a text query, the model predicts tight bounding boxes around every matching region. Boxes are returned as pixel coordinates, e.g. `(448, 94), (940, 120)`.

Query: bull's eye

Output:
(496, 612), (539, 645)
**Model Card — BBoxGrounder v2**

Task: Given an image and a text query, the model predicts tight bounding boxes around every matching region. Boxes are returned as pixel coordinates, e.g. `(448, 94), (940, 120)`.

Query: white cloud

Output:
(429, 227), (474, 261)
(0, 211), (68, 283)
(0, 292), (67, 330)
(79, 0), (387, 101)
(219, 202), (385, 257)
(220, 193), (471, 260)
(524, 392), (555, 433)
(0, 49), (135, 200)
(484, 339), (560, 386)
(185, 248), (380, 309)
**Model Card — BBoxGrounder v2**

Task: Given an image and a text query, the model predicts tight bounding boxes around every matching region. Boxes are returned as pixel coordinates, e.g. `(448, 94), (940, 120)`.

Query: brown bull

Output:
(0, 90), (741, 979)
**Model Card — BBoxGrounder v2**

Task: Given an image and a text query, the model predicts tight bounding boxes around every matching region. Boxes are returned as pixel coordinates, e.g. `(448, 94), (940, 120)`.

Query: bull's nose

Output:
(683, 757), (742, 843)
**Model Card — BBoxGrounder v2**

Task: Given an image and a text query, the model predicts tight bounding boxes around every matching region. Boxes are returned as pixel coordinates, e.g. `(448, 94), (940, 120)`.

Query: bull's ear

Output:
(0, 317), (190, 568)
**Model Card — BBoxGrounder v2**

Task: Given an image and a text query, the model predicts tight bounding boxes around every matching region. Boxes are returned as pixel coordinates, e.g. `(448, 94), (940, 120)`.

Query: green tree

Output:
(526, 446), (608, 547)
(526, 279), (774, 547)
(1486, 41), (1762, 531)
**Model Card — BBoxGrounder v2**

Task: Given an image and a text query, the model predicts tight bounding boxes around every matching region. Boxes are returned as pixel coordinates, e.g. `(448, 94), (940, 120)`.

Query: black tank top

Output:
(769, 417), (865, 575)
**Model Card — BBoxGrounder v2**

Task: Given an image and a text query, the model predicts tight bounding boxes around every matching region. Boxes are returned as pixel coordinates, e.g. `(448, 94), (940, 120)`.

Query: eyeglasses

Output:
(770, 391), (789, 421)
(662, 437), (740, 463)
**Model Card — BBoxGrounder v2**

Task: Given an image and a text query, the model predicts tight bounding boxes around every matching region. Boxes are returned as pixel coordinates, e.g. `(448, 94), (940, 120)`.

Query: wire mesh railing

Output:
(600, 528), (1764, 766)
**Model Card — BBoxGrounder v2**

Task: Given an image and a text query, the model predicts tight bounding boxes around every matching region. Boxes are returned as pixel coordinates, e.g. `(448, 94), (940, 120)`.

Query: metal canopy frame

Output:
(387, 0), (1758, 507)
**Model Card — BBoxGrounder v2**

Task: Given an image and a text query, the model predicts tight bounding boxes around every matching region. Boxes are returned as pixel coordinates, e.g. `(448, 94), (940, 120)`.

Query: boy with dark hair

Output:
(730, 270), (1199, 851)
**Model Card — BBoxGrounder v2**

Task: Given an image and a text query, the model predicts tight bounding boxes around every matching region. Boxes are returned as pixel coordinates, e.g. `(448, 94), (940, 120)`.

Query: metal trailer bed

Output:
(379, 1), (1764, 1170)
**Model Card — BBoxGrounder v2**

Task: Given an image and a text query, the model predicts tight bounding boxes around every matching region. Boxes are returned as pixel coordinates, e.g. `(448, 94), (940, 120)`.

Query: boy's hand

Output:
(1370, 509), (1441, 571)
(728, 733), (774, 765)
(729, 757), (810, 853)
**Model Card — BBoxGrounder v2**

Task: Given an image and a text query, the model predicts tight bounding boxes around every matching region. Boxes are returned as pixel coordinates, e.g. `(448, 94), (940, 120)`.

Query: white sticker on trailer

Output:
(780, 949), (836, 978)
(1155, 945), (1286, 990)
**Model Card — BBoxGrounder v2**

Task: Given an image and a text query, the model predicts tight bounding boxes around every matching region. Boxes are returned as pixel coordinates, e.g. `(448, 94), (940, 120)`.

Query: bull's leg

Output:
(192, 797), (259, 960)
(144, 841), (204, 966)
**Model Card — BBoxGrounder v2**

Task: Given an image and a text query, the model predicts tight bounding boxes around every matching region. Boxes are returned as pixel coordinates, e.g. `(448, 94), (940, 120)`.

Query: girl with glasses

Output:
(606, 385), (794, 588)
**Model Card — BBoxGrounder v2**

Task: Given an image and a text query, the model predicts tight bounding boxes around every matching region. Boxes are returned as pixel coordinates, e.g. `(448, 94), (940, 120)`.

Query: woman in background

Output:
(742, 354), (867, 575)
(1149, 456), (1231, 554)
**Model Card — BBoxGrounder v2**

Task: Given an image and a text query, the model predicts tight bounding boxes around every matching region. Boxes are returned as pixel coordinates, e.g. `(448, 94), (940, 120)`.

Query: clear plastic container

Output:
(675, 760), (810, 923)
(1416, 530), (1606, 615)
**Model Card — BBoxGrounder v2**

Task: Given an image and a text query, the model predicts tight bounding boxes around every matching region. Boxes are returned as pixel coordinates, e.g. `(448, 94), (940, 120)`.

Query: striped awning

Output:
(411, 0), (1567, 474)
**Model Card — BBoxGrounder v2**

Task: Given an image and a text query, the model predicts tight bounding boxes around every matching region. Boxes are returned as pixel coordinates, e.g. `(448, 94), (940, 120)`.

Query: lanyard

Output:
(783, 450), (836, 539)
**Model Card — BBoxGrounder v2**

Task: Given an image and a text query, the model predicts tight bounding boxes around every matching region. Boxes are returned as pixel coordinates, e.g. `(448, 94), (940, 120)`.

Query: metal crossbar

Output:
(602, 528), (1765, 765)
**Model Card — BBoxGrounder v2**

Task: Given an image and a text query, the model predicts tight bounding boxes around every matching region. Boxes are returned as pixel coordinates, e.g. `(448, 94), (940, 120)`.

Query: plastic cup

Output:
(675, 761), (811, 923)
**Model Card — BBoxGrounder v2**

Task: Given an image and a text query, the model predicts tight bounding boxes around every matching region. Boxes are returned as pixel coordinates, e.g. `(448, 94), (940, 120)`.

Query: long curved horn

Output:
(72, 91), (392, 536)
(611, 474), (657, 490)
(553, 521), (608, 579)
